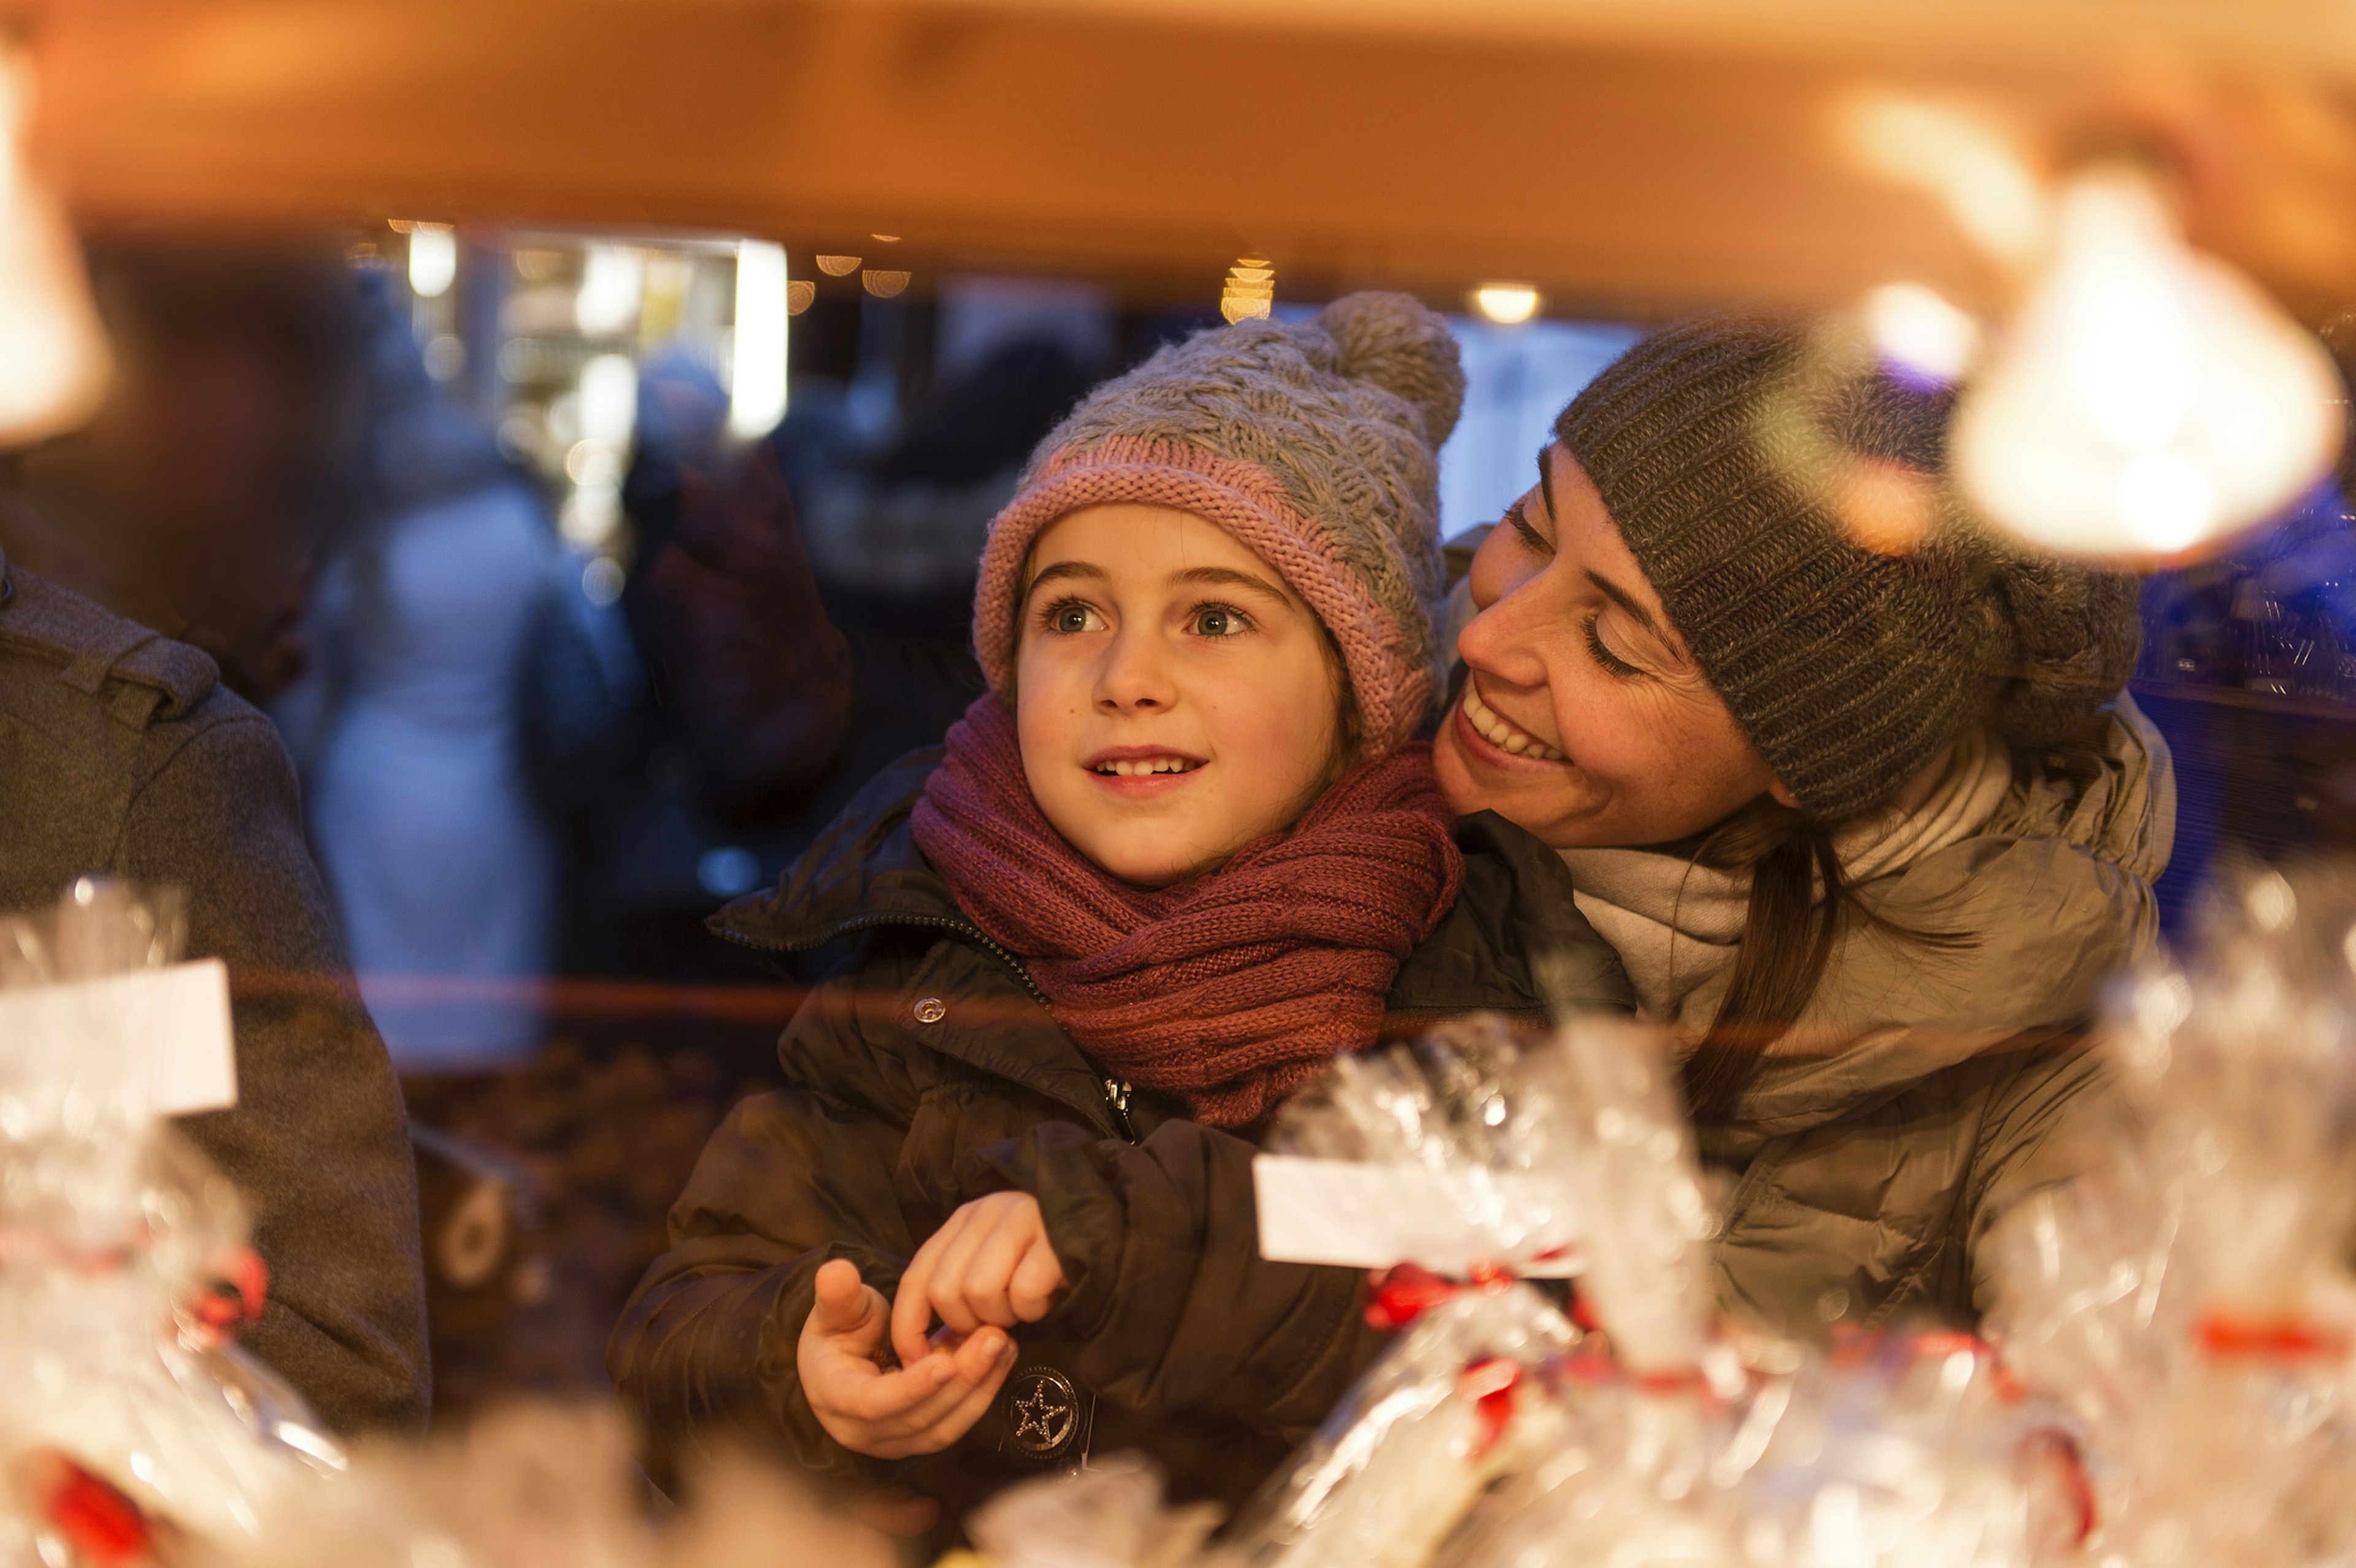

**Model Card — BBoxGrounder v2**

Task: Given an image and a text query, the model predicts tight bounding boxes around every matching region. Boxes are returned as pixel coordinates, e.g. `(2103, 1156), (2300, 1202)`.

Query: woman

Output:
(1435, 309), (2172, 1335)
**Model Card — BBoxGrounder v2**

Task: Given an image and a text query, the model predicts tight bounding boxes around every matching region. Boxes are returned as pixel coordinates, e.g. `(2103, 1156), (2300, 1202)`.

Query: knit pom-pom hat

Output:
(972, 291), (1465, 756)
(1556, 307), (2142, 821)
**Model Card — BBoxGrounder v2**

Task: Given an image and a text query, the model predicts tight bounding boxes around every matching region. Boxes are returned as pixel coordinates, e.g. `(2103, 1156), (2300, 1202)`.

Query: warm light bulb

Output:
(1952, 167), (2344, 562)
(575, 244), (644, 337)
(578, 354), (638, 450)
(728, 240), (788, 440)
(0, 44), (109, 445)
(1864, 282), (1979, 388)
(1471, 283), (1541, 326)
(406, 223), (457, 299)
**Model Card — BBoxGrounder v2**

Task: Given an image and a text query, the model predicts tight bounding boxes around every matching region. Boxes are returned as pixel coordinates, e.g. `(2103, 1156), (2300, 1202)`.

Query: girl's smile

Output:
(1085, 745), (1210, 793)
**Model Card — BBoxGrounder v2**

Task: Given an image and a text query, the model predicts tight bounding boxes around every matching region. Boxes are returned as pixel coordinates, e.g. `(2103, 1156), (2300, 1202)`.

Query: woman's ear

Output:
(1767, 776), (1803, 810)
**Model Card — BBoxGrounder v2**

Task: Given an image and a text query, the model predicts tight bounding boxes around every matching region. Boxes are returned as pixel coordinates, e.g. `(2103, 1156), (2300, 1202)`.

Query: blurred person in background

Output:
(798, 337), (1093, 641)
(273, 268), (594, 1068)
(571, 337), (1090, 980)
(0, 233), (361, 702)
(0, 230), (429, 1426)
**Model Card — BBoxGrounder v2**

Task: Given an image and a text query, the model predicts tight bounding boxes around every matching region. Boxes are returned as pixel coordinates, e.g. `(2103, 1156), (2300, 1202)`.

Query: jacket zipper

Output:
(1101, 1077), (1138, 1142)
(717, 911), (1141, 1143)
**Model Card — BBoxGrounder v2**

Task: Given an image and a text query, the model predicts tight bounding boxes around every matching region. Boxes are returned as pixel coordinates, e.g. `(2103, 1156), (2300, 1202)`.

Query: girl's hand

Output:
(799, 1258), (1016, 1458)
(890, 1193), (1069, 1367)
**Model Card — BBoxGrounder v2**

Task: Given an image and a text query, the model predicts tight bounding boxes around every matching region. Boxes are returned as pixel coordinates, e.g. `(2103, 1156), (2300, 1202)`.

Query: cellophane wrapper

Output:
(969, 1455), (1223, 1568)
(1228, 1012), (1738, 1568)
(0, 881), (339, 1564)
(1985, 859), (2356, 1567)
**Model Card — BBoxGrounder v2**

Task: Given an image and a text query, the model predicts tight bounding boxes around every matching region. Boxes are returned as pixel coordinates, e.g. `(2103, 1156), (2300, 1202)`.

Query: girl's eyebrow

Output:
(1171, 564), (1292, 605)
(1023, 559), (1105, 599)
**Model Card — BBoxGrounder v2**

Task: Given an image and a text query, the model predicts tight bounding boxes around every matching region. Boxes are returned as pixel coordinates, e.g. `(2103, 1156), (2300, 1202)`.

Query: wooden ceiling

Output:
(18, 0), (2356, 317)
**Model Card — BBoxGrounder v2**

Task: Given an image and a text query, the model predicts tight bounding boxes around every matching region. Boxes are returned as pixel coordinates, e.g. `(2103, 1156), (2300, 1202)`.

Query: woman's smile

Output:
(1453, 680), (1568, 765)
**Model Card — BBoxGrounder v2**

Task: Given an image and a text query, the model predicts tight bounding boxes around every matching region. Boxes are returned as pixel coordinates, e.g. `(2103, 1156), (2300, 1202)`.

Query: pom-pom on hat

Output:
(971, 291), (1466, 756)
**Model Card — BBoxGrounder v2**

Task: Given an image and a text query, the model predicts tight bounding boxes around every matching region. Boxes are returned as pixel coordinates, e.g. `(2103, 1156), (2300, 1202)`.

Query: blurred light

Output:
(1841, 93), (2048, 271)
(1864, 282), (1980, 388)
(815, 255), (861, 277)
(422, 334), (466, 381)
(1220, 257), (1274, 325)
(577, 354), (638, 448)
(1953, 166), (2343, 561)
(406, 223), (458, 298)
(787, 280), (816, 316)
(581, 556), (626, 606)
(559, 486), (620, 547)
(861, 269), (911, 299)
(1471, 283), (1541, 326)
(564, 438), (621, 487)
(1835, 456), (1938, 556)
(869, 233), (901, 244)
(729, 240), (790, 440)
(696, 846), (762, 897)
(496, 413), (541, 461)
(576, 245), (644, 337)
(0, 43), (110, 444)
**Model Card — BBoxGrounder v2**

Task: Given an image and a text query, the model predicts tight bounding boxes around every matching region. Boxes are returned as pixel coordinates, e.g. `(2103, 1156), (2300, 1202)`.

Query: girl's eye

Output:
(1042, 600), (1104, 635)
(1191, 604), (1251, 638)
(1583, 613), (1644, 680)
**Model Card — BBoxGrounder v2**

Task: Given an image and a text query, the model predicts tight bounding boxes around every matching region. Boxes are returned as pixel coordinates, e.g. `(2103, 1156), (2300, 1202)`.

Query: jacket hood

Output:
(1718, 693), (2175, 1141)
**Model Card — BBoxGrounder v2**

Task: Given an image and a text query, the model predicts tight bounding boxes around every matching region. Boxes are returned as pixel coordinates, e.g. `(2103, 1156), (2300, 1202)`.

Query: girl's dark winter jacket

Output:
(609, 747), (1632, 1521)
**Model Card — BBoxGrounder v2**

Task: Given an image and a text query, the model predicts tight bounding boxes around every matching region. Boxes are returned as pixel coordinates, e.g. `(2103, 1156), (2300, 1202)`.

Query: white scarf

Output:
(1558, 729), (2015, 1029)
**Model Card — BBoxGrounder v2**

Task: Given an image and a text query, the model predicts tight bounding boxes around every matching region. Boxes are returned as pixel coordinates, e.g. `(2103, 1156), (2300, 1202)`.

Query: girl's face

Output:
(1015, 504), (1346, 888)
(1433, 445), (1794, 847)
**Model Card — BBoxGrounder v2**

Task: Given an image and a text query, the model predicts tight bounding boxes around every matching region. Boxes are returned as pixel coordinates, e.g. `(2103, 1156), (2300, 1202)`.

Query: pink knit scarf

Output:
(910, 694), (1465, 1128)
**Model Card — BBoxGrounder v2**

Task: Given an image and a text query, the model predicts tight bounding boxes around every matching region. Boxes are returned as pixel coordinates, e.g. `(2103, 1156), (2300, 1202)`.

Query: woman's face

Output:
(1433, 446), (1793, 847)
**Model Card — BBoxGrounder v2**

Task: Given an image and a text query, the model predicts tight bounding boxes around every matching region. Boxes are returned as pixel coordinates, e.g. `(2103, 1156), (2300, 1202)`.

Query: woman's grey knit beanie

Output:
(972, 293), (1465, 755)
(1557, 308), (2142, 820)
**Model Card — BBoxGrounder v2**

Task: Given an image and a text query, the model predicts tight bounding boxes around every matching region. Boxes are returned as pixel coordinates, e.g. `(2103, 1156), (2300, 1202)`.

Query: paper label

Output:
(1252, 1154), (1582, 1277)
(0, 960), (237, 1116)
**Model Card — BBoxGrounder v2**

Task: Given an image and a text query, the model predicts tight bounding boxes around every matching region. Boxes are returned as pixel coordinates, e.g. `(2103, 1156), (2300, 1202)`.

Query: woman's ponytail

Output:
(1680, 795), (1973, 1128)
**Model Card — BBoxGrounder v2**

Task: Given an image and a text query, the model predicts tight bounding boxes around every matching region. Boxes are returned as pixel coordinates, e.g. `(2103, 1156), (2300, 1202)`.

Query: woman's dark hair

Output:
(1679, 793), (1974, 1126)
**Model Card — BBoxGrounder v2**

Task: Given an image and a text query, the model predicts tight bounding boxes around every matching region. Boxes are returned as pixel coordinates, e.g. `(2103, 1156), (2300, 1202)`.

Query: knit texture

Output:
(1557, 309), (2143, 820)
(972, 292), (1464, 755)
(910, 694), (1465, 1127)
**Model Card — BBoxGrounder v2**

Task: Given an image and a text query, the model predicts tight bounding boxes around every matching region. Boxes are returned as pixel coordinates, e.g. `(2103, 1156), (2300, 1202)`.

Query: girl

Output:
(611, 294), (1630, 1523)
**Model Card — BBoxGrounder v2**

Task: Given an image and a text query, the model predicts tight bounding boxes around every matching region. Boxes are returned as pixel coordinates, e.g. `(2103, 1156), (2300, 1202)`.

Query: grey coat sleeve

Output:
(1963, 1037), (2115, 1316)
(114, 710), (429, 1434)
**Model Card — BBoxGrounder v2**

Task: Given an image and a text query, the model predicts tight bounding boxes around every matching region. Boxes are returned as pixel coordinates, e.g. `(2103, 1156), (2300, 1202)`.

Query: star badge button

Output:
(999, 1365), (1086, 1462)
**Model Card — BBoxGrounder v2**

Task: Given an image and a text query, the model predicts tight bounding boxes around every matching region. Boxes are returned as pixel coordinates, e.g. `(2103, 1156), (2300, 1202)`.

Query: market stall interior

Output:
(7, 0), (2356, 1553)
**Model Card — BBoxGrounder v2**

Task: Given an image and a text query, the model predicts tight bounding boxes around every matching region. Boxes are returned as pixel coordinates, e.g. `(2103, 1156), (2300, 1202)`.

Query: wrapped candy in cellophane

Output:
(0, 881), (339, 1567)
(1228, 1010), (1759, 1568)
(247, 1402), (899, 1568)
(1419, 1008), (1784, 1568)
(1716, 1330), (2093, 1568)
(1984, 860), (2356, 1568)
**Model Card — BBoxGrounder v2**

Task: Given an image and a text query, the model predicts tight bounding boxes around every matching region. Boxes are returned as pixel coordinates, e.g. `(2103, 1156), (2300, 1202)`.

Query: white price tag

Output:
(0, 959), (237, 1116)
(1252, 1153), (1582, 1277)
